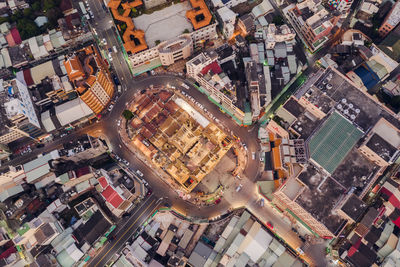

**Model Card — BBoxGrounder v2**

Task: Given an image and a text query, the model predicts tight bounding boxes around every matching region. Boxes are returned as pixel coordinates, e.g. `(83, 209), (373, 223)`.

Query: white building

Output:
(211, 0), (246, 8)
(217, 6), (237, 39)
(129, 24), (217, 76)
(265, 24), (296, 49)
(186, 52), (245, 123)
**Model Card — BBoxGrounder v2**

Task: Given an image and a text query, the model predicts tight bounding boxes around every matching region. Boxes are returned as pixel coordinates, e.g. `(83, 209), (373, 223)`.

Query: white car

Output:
(252, 152), (255, 160)
(108, 52), (113, 61)
(113, 45), (118, 53)
(108, 104), (114, 111)
(102, 38), (107, 45)
(117, 120), (121, 127)
(181, 83), (190, 90)
(136, 170), (144, 177)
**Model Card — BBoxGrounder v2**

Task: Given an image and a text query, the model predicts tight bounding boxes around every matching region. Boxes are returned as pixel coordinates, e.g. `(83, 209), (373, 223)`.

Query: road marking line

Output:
(113, 195), (153, 236)
(93, 199), (156, 267)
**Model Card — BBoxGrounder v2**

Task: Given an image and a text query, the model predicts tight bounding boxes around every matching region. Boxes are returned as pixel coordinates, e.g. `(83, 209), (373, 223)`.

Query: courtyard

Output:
(133, 2), (193, 47)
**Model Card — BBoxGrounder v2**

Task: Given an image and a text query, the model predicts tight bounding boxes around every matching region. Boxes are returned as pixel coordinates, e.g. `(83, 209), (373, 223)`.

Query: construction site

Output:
(126, 89), (233, 193)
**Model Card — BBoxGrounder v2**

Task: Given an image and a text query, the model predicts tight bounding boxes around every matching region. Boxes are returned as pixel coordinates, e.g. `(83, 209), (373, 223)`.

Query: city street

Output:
(87, 194), (162, 267)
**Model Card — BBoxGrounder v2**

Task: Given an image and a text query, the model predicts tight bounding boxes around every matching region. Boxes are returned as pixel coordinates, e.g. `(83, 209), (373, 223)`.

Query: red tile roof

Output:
(75, 166), (91, 178)
(101, 186), (124, 209)
(98, 176), (108, 189)
(200, 61), (222, 75)
(10, 28), (21, 45)
(23, 69), (34, 87)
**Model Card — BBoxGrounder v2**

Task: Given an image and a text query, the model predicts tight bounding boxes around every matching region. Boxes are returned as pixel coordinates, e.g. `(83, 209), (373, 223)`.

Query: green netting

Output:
(309, 112), (363, 174)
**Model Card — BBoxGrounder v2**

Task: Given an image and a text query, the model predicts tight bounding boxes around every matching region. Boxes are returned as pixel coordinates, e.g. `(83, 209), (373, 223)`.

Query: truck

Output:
(79, 2), (87, 15)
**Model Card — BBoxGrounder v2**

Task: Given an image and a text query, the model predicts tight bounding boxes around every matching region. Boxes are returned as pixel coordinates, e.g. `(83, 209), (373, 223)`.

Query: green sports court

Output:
(308, 111), (363, 174)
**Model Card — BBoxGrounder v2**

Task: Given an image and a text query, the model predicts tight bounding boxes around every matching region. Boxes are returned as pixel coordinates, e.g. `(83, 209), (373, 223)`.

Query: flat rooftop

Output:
(295, 166), (347, 235)
(308, 111), (363, 174)
(340, 194), (367, 222)
(366, 133), (397, 162)
(301, 68), (400, 132)
(133, 2), (193, 47)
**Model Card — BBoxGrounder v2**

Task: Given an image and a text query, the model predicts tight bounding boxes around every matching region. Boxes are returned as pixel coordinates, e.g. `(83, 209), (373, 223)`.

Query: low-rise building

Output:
(284, 0), (339, 52)
(187, 52), (245, 124)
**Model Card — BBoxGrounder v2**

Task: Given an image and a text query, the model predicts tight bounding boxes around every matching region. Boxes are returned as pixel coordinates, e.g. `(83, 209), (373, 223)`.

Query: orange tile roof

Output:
(86, 75), (96, 87)
(64, 57), (84, 81)
(186, 0), (212, 30)
(108, 0), (147, 54)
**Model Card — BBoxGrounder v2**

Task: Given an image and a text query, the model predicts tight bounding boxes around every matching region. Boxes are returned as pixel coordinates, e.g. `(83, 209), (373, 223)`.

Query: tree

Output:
(182, 29), (190, 34)
(17, 18), (40, 40)
(32, 1), (41, 12)
(43, 0), (55, 12)
(23, 8), (33, 19)
(155, 40), (161, 45)
(122, 110), (134, 120)
(46, 7), (62, 26)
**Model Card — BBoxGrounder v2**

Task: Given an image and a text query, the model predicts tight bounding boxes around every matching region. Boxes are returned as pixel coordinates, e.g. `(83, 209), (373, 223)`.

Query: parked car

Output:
(136, 170), (144, 177)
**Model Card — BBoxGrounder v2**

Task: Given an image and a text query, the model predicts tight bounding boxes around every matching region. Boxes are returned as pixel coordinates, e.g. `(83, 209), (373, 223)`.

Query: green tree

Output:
(43, 0), (55, 12)
(32, 1), (41, 12)
(182, 29), (190, 34)
(46, 7), (62, 26)
(17, 18), (40, 39)
(122, 110), (134, 120)
(155, 40), (161, 45)
(23, 8), (33, 19)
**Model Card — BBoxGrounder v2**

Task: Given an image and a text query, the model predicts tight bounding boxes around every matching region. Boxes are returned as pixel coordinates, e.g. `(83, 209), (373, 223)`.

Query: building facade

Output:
(64, 45), (114, 114)
(284, 0), (338, 52)
(186, 52), (245, 123)
(379, 1), (400, 37)
(129, 24), (217, 75)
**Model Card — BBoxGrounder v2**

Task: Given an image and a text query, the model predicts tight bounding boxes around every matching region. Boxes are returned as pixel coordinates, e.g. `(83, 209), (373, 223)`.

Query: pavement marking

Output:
(113, 195), (154, 236)
(93, 199), (156, 267)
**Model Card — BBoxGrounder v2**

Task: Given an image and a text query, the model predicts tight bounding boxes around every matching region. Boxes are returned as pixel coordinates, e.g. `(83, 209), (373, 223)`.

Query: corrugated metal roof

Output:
(178, 229), (193, 249)
(31, 61), (55, 85)
(55, 98), (93, 126)
(222, 216), (239, 239)
(226, 233), (245, 257)
(0, 184), (23, 201)
(41, 110), (56, 132)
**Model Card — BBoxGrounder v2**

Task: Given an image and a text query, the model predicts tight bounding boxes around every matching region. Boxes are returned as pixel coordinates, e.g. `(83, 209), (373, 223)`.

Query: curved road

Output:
(87, 74), (261, 219)
(85, 74), (311, 264)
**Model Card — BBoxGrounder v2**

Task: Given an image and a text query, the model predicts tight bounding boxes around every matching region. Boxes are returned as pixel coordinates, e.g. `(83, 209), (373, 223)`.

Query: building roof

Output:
(101, 185), (124, 208)
(340, 194), (368, 222)
(73, 211), (111, 244)
(55, 97), (93, 126)
(201, 61), (222, 75)
(188, 241), (213, 267)
(98, 176), (108, 189)
(308, 111), (363, 174)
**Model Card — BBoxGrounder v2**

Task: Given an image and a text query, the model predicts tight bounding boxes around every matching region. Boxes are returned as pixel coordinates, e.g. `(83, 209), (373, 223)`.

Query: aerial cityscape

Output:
(1, 0), (400, 266)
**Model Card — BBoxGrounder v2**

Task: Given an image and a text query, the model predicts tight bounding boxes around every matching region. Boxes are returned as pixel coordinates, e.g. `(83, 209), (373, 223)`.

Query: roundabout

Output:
(90, 74), (262, 219)
(83, 74), (308, 265)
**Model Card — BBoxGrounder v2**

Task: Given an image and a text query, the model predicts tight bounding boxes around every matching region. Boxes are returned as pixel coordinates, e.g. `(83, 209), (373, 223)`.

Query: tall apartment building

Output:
(64, 45), (114, 114)
(284, 0), (339, 52)
(186, 52), (245, 123)
(379, 1), (400, 37)
(0, 77), (44, 145)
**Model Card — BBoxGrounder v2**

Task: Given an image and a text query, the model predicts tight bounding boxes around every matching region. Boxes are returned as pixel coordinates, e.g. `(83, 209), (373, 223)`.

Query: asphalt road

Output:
(87, 194), (161, 267)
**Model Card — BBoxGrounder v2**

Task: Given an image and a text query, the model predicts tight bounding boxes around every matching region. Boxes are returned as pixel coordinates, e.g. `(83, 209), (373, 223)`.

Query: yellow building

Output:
(64, 45), (114, 114)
